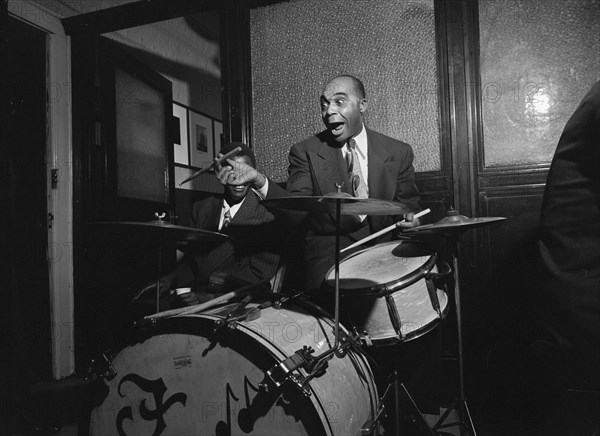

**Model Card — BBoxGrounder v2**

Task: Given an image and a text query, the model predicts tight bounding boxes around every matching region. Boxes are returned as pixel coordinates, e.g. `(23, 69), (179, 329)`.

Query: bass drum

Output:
(89, 298), (378, 436)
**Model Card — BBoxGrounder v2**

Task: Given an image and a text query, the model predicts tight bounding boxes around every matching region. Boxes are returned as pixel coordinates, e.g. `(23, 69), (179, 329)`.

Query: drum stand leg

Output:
(392, 369), (439, 436)
(364, 370), (437, 436)
(434, 237), (477, 436)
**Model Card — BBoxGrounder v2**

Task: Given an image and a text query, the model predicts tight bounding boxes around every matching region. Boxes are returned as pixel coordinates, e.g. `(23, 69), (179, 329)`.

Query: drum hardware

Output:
(385, 292), (405, 341)
(353, 326), (374, 347)
(406, 208), (507, 436)
(361, 381), (392, 435)
(361, 369), (438, 436)
(260, 345), (319, 395)
(260, 345), (333, 398)
(86, 351), (116, 381)
(213, 295), (270, 333)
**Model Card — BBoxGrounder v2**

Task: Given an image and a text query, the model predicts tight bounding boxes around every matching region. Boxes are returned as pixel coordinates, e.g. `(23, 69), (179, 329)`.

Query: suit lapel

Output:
(194, 196), (222, 231)
(230, 191), (258, 225)
(314, 139), (350, 195)
(366, 128), (394, 200)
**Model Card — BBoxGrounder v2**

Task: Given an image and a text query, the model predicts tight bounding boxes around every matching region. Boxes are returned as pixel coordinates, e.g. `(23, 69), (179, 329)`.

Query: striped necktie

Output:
(347, 138), (368, 198)
(221, 209), (231, 230)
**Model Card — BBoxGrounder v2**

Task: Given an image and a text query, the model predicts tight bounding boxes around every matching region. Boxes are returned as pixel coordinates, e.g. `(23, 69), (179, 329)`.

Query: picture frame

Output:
(172, 102), (189, 165)
(213, 120), (223, 154)
(188, 110), (214, 169)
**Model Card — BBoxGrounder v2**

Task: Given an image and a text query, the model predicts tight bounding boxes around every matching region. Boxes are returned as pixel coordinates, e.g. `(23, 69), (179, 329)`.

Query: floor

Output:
(5, 338), (599, 436)
(7, 371), (598, 436)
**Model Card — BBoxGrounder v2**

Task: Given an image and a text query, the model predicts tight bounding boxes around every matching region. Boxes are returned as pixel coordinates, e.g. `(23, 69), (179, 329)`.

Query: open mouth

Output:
(327, 121), (345, 135)
(229, 185), (248, 191)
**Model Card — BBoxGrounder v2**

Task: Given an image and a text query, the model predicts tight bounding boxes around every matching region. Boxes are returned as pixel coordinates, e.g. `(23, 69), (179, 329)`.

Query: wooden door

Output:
(71, 35), (175, 370)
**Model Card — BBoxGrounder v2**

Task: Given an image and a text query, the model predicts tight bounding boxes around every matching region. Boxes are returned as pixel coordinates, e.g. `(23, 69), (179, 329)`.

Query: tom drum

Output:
(326, 240), (448, 345)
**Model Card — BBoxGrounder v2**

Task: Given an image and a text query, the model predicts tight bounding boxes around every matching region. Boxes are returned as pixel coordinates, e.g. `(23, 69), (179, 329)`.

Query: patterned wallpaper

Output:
(250, 0), (440, 182)
(479, 0), (600, 167)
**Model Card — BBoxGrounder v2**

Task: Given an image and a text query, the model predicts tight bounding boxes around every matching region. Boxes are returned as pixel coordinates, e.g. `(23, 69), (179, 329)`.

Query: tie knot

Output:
(348, 138), (357, 150)
(222, 208), (231, 229)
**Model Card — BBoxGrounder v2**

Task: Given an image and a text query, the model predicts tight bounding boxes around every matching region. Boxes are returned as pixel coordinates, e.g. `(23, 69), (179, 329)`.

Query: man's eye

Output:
(336, 99), (345, 105)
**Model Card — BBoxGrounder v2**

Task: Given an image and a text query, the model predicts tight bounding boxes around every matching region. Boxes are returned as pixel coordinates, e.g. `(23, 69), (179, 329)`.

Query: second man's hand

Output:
(214, 154), (266, 190)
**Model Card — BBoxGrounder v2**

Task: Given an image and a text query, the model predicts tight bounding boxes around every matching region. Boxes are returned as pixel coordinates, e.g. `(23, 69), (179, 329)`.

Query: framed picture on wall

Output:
(172, 103), (189, 165)
(213, 121), (223, 154)
(189, 110), (214, 169)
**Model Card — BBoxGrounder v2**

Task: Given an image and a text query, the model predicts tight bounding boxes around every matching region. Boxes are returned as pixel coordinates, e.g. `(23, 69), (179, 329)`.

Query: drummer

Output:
(217, 75), (422, 295)
(134, 142), (283, 310)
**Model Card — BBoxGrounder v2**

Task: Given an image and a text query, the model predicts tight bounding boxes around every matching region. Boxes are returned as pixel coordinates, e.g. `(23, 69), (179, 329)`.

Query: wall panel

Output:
(479, 0), (600, 168)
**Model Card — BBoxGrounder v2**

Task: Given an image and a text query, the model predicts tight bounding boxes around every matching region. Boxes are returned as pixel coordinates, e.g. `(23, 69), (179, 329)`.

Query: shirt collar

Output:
(349, 124), (368, 159)
(223, 196), (246, 218)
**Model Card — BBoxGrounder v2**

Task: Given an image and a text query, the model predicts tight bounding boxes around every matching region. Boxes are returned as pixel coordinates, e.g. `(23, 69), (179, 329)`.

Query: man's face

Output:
(320, 76), (367, 144)
(224, 155), (253, 204)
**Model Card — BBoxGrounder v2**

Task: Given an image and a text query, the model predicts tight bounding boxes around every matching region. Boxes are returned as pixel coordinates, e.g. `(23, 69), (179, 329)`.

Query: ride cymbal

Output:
(405, 210), (506, 235)
(87, 221), (230, 243)
(261, 193), (413, 216)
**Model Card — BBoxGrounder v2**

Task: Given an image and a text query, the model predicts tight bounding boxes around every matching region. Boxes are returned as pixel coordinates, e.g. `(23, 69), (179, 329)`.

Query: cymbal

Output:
(87, 221), (230, 243)
(405, 210), (506, 235)
(261, 193), (413, 216)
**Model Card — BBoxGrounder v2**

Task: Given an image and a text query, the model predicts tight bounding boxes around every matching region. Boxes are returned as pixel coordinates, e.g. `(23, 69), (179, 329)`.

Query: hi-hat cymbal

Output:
(261, 193), (413, 216)
(405, 210), (506, 235)
(87, 221), (230, 243)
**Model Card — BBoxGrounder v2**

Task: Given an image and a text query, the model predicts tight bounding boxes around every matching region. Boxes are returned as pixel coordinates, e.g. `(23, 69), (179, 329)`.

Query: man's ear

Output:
(360, 98), (368, 113)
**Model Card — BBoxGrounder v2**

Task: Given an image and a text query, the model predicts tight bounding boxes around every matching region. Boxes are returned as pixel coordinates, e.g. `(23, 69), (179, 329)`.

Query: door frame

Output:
(8, 1), (74, 379)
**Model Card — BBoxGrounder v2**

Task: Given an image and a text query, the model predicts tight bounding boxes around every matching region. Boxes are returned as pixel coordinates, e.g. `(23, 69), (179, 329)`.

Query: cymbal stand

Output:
(434, 233), (477, 436)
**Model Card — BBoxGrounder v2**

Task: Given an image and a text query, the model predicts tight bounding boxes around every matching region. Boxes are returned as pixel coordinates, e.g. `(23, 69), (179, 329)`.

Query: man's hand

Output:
(395, 212), (421, 229)
(214, 154), (266, 189)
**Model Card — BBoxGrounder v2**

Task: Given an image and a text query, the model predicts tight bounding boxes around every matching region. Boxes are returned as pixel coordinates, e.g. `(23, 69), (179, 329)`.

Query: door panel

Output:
(72, 36), (175, 370)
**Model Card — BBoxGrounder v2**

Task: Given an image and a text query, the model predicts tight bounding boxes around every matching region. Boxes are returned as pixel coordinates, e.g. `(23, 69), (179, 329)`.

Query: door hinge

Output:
(51, 168), (59, 189)
(48, 213), (54, 229)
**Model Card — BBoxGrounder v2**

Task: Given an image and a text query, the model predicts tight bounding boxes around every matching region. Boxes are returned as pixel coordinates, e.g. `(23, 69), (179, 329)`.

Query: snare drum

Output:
(89, 298), (378, 435)
(326, 240), (448, 345)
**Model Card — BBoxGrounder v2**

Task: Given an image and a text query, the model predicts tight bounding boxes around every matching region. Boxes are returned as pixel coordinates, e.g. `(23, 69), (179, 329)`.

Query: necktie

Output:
(221, 209), (231, 230)
(347, 138), (368, 198)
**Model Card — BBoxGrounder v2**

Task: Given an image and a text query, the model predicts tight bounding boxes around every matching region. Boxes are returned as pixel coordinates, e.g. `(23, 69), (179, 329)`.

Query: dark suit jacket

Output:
(175, 191), (282, 291)
(267, 127), (420, 292)
(537, 81), (600, 366)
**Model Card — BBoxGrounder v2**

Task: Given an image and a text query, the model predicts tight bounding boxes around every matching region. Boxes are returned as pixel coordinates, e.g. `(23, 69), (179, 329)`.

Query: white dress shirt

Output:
(218, 197), (246, 231)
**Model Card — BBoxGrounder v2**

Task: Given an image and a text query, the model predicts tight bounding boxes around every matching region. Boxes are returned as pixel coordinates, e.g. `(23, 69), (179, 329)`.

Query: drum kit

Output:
(87, 193), (505, 436)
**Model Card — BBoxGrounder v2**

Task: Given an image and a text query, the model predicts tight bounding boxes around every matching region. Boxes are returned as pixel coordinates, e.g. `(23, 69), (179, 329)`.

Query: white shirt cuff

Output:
(253, 177), (269, 199)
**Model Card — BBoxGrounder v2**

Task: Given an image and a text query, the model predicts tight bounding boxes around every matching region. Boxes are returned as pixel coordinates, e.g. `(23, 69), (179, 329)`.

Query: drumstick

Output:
(138, 289), (244, 324)
(340, 208), (430, 253)
(138, 279), (270, 323)
(179, 146), (242, 186)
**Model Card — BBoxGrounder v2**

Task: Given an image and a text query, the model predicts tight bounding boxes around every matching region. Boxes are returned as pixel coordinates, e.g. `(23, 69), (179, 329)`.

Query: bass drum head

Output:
(89, 300), (377, 436)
